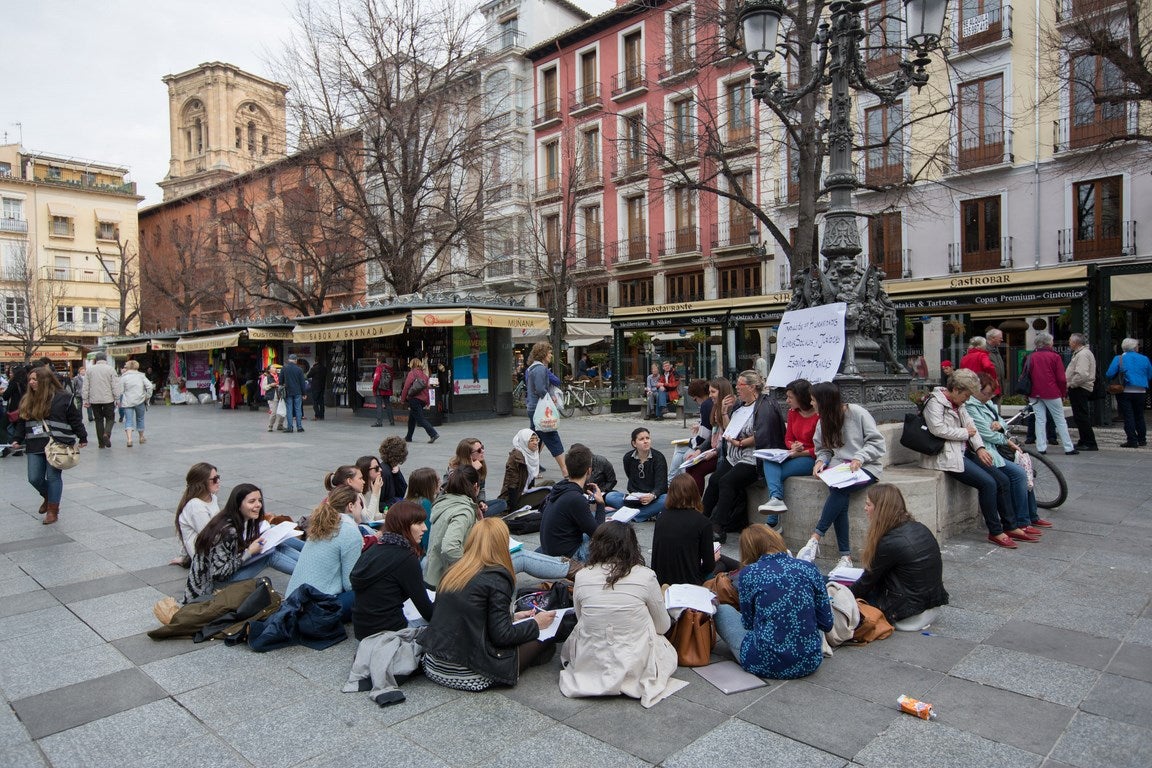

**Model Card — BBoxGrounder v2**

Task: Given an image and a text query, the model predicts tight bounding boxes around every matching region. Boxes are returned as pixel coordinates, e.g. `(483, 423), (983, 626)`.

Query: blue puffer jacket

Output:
(247, 583), (347, 652)
(1106, 351), (1152, 390)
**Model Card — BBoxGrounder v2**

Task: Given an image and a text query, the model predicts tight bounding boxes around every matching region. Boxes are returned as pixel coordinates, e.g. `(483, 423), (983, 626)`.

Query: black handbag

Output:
(900, 399), (946, 455)
(1014, 356), (1033, 396)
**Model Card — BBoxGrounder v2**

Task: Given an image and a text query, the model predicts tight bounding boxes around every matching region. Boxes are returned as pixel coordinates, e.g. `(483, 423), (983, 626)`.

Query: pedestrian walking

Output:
(1027, 332), (1077, 455)
(262, 365), (285, 432)
(81, 351), (122, 449)
(371, 356), (395, 427)
(401, 357), (438, 444)
(281, 355), (307, 433)
(11, 366), (87, 525)
(1105, 337), (1152, 448)
(525, 342), (567, 477)
(1065, 333), (1098, 451)
(118, 360), (154, 447)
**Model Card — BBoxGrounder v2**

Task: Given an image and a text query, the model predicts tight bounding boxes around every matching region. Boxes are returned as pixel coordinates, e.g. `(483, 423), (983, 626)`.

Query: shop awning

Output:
(150, 339), (177, 351)
(94, 208), (123, 223)
(246, 327), (295, 341)
(469, 308), (549, 331)
(46, 201), (77, 217)
(292, 316), (407, 343)
(1111, 273), (1152, 302)
(176, 332), (241, 352)
(106, 342), (148, 356)
(0, 345), (76, 361)
(410, 308), (468, 328)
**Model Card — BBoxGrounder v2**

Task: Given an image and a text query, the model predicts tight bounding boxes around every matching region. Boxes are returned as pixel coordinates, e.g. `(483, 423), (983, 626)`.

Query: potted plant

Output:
(689, 329), (709, 344)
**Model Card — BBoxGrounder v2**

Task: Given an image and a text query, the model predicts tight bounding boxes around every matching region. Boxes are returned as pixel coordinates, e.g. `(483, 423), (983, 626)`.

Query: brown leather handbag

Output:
(703, 570), (739, 608)
(852, 599), (895, 643)
(667, 609), (716, 667)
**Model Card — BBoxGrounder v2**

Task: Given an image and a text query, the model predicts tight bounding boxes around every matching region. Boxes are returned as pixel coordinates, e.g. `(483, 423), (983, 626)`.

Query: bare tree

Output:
(272, 0), (509, 297)
(0, 238), (69, 363)
(141, 215), (220, 331)
(95, 238), (140, 336)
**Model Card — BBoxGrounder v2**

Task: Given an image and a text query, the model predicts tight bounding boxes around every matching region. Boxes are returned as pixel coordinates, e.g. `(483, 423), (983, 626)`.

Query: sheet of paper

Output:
(513, 607), (573, 641)
(679, 448), (716, 469)
(402, 589), (437, 621)
(753, 448), (792, 463)
(260, 521), (303, 553)
(664, 583), (717, 615)
(722, 405), (754, 441)
(817, 463), (871, 489)
(610, 506), (641, 523)
(624, 492), (645, 502)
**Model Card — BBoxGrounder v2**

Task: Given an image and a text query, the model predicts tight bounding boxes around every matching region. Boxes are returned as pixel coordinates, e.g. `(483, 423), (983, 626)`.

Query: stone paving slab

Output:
(0, 406), (1149, 767)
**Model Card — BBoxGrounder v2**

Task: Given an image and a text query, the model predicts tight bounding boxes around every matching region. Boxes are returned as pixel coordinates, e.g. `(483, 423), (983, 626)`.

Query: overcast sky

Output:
(1, 0), (612, 206)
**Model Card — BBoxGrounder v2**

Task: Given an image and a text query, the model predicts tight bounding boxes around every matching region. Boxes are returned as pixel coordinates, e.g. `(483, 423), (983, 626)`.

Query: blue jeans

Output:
(26, 451), (63, 503)
(604, 491), (666, 522)
(667, 446), (689, 479)
(948, 456), (1008, 536)
(1116, 391), (1148, 444)
(511, 549), (571, 579)
(997, 459), (1036, 529)
(715, 604), (747, 660)
(406, 399), (438, 441)
(1029, 397), (1074, 453)
(285, 395), (303, 429)
(762, 456), (816, 500)
(228, 544), (300, 581)
(482, 498), (508, 518)
(123, 403), (146, 432)
(814, 471), (875, 556)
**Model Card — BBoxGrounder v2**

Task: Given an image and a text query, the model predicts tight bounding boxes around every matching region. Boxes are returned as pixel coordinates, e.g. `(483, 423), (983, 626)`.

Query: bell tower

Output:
(158, 61), (289, 200)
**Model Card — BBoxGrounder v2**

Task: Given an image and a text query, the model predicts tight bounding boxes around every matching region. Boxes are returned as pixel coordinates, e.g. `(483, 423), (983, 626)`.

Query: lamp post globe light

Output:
(738, 0), (946, 404)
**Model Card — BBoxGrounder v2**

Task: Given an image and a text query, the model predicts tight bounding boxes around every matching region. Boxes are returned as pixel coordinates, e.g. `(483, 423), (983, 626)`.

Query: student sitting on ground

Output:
(851, 484), (949, 630)
(286, 486), (363, 621)
(497, 428), (550, 512)
(421, 518), (574, 691)
(173, 462), (220, 567)
(652, 475), (740, 586)
(350, 501), (434, 640)
(404, 467), (440, 553)
(667, 379), (713, 479)
(714, 525), (833, 679)
(447, 437), (506, 518)
(539, 443), (606, 561)
(560, 522), (688, 708)
(604, 427), (668, 522)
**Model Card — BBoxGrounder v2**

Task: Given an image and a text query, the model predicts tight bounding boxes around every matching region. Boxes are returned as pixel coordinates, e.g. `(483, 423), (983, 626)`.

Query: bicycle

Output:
(1002, 405), (1068, 509)
(558, 379), (603, 417)
(512, 379), (527, 409)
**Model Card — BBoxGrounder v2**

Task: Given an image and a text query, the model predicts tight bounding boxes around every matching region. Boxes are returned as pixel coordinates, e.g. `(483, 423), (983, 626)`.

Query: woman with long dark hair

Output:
(421, 518), (568, 691)
(852, 484), (949, 630)
(172, 462), (220, 566)
(405, 466), (440, 552)
(11, 366), (87, 524)
(758, 379), (819, 528)
(286, 485), (364, 620)
(684, 377), (733, 493)
(560, 522), (686, 707)
(447, 437), (505, 517)
(183, 483), (282, 602)
(2, 365), (30, 458)
(796, 382), (886, 568)
(355, 455), (385, 521)
(350, 500), (434, 640)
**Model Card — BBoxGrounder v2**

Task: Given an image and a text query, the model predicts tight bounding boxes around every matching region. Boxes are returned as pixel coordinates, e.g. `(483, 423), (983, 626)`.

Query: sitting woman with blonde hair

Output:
(421, 518), (573, 691)
(714, 524), (832, 679)
(286, 485), (364, 621)
(851, 484), (948, 631)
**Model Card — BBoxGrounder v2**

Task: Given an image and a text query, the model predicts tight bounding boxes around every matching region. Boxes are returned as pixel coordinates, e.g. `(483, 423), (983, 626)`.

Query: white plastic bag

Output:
(276, 399), (287, 418)
(533, 391), (559, 432)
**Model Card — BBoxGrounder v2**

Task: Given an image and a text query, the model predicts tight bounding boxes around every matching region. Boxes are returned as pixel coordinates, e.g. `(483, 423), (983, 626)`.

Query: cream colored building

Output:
(159, 61), (289, 201)
(0, 143), (143, 366)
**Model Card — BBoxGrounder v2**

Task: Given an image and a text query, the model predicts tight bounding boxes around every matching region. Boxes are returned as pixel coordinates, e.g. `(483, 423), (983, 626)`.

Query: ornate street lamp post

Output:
(740, 0), (946, 400)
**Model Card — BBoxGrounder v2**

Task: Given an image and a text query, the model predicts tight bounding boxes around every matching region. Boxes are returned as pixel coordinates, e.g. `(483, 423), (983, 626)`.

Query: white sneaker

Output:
(758, 497), (788, 514)
(835, 555), (854, 570)
(796, 538), (819, 563)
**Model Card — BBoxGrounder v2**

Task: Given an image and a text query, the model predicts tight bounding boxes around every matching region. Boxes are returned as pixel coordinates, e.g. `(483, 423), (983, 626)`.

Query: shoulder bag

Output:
(900, 398), (945, 456)
(1014, 355), (1033, 397)
(666, 608), (716, 667)
(1107, 356), (1126, 395)
(41, 420), (80, 470)
(703, 570), (739, 608)
(407, 374), (427, 396)
(852, 599), (894, 644)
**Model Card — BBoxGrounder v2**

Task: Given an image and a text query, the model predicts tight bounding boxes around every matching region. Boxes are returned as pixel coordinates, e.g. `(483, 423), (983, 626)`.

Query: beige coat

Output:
(1065, 345), (1096, 392)
(918, 388), (986, 472)
(559, 564), (688, 708)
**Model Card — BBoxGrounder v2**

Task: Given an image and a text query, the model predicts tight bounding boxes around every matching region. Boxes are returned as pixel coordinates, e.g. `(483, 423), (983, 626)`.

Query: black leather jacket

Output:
(753, 393), (787, 450)
(851, 521), (949, 622)
(421, 567), (539, 685)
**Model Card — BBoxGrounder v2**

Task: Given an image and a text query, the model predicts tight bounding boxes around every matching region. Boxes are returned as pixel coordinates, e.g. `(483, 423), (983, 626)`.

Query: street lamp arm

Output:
(749, 23), (831, 110)
(848, 49), (932, 104)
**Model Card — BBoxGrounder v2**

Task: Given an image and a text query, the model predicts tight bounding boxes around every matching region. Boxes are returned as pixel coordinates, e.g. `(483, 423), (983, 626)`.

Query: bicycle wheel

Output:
(512, 383), (526, 408)
(584, 395), (603, 415)
(1025, 449), (1067, 509)
(558, 391), (575, 418)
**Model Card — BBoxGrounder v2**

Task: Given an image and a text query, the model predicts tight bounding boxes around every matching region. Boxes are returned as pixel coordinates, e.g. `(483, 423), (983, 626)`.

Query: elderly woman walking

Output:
(1106, 337), (1152, 448)
(1027, 332), (1077, 455)
(119, 360), (154, 447)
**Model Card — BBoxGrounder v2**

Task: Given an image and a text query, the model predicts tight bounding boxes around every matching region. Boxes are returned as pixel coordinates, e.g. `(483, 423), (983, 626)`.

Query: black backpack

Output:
(504, 507), (542, 535)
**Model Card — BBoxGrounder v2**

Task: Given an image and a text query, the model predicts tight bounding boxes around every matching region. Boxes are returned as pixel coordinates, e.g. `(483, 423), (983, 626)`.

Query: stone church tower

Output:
(158, 62), (289, 201)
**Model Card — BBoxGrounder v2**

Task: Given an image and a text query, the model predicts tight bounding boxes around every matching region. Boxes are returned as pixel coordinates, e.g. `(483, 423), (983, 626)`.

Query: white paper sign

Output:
(767, 302), (847, 388)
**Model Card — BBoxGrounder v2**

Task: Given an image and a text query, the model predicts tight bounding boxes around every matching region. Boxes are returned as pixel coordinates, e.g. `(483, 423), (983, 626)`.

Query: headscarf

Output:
(512, 428), (541, 485)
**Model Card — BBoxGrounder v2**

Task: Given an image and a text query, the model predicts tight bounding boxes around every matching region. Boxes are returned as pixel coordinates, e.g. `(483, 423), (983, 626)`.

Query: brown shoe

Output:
(43, 503), (59, 525)
(38, 498), (48, 515)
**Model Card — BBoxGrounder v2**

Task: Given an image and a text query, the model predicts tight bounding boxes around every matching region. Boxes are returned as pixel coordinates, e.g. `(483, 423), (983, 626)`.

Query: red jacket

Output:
(1027, 348), (1067, 400)
(372, 363), (393, 396)
(401, 369), (430, 405)
(658, 371), (680, 403)
(959, 348), (998, 392)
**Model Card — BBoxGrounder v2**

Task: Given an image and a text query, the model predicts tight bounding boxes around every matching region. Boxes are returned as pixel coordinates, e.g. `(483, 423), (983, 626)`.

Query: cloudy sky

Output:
(1, 0), (612, 206)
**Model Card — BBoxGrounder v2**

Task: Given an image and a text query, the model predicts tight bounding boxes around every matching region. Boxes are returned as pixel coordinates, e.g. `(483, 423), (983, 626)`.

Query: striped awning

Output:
(175, 332), (241, 352)
(292, 316), (407, 343)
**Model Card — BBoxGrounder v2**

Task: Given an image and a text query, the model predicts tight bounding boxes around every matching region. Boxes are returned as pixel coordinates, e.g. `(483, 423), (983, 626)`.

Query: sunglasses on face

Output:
(210, 475), (221, 482)
(471, 445), (484, 454)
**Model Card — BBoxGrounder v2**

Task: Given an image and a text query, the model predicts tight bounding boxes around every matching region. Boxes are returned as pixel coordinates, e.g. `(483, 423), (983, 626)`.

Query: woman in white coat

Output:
(118, 360), (154, 447)
(560, 522), (687, 708)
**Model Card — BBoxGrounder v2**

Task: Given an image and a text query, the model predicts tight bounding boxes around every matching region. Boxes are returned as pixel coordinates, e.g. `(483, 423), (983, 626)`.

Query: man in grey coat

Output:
(82, 352), (122, 449)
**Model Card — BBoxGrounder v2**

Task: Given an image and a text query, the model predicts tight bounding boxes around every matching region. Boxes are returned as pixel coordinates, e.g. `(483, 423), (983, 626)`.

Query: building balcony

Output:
(576, 242), (603, 270)
(574, 301), (609, 319)
(606, 235), (649, 267)
(41, 266), (118, 284)
(1058, 221), (1137, 261)
(658, 227), (700, 257)
(956, 129), (1014, 170)
(610, 67), (648, 100)
(711, 220), (756, 252)
(610, 153), (648, 181)
(534, 174), (562, 200)
(533, 100), (562, 128)
(721, 124), (757, 155)
(486, 29), (526, 54)
(1057, 0), (1125, 20)
(658, 54), (697, 84)
(569, 83), (603, 115)
(871, 248), (913, 279)
(485, 181), (527, 205)
(31, 176), (137, 196)
(774, 178), (799, 205)
(954, 6), (1012, 54)
(489, 110), (527, 132)
(484, 257), (536, 291)
(574, 161), (603, 191)
(864, 161), (905, 187)
(666, 138), (697, 165)
(1053, 103), (1138, 152)
(948, 237), (1014, 273)
(0, 217), (28, 234)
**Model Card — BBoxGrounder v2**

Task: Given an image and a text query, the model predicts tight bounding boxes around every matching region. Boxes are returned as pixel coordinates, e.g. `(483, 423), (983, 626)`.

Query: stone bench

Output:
(740, 422), (982, 556)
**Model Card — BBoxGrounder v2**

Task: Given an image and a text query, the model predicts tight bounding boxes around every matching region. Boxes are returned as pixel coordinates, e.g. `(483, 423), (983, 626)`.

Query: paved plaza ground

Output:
(1, 403), (1150, 768)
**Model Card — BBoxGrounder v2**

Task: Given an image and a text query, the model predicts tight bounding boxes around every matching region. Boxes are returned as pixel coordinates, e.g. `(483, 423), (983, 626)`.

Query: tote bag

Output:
(899, 400), (945, 456)
(533, 390), (560, 432)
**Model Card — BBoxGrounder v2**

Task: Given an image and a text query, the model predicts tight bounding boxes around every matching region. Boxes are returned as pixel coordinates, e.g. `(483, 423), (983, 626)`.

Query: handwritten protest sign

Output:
(767, 302), (846, 388)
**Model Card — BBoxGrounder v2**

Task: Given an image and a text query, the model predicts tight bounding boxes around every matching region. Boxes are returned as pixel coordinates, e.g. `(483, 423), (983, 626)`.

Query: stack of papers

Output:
(664, 584), (717, 615)
(828, 565), (864, 585)
(753, 448), (792, 463)
(259, 521), (303, 553)
(679, 449), (716, 470)
(818, 463), (871, 489)
(609, 507), (642, 523)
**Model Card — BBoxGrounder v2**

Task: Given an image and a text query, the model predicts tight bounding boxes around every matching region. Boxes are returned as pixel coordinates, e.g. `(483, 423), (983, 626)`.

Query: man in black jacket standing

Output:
(280, 355), (307, 433)
(306, 358), (327, 420)
(539, 443), (605, 561)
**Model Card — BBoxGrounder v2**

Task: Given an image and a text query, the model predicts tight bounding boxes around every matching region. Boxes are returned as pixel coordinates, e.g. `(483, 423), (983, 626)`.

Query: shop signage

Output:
(107, 343), (148, 356)
(149, 339), (177, 351)
(892, 288), (1087, 310)
(469, 308), (549, 331)
(246, 328), (295, 341)
(175, 332), (241, 352)
(292, 316), (407, 343)
(411, 309), (467, 328)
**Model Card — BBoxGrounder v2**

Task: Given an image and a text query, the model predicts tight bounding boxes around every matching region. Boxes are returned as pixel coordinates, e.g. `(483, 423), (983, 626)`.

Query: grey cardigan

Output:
(813, 404), (886, 479)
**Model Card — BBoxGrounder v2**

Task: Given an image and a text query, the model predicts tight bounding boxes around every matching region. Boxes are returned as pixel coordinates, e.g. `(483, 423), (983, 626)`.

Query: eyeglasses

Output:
(471, 445), (484, 454)
(371, 465), (382, 472)
(209, 475), (221, 483)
